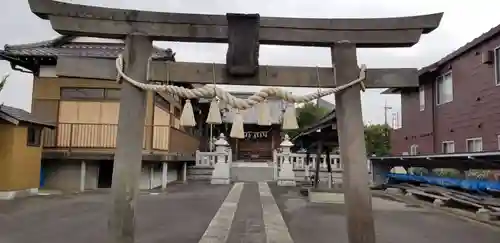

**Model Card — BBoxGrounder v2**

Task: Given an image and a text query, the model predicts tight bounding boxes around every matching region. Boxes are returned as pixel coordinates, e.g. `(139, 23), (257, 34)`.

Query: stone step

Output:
(231, 165), (275, 182)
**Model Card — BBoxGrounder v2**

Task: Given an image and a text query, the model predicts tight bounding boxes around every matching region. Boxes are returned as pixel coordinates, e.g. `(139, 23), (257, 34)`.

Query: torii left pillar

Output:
(109, 34), (152, 243)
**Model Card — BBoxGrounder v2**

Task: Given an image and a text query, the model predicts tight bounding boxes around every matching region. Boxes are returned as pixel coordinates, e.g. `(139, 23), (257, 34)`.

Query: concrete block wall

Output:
(187, 167), (213, 181)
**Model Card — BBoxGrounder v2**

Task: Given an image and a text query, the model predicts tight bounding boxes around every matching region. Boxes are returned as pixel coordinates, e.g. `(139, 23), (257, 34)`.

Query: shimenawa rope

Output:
(115, 54), (366, 110)
(114, 54), (366, 137)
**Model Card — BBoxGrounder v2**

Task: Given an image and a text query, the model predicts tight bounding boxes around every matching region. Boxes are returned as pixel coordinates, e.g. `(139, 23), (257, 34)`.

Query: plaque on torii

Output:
(25, 1), (443, 243)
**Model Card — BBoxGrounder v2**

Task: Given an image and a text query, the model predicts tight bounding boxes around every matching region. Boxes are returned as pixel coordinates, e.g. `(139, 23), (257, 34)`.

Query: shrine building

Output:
(199, 92), (287, 162)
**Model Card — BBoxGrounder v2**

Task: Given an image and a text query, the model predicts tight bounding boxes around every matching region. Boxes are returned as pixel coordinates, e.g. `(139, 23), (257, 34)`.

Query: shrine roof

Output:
(199, 92), (287, 125)
(291, 109), (337, 141)
(0, 35), (175, 61)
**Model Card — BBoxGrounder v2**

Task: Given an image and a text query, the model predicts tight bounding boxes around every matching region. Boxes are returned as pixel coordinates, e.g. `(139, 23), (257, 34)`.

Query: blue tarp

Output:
(387, 173), (500, 193)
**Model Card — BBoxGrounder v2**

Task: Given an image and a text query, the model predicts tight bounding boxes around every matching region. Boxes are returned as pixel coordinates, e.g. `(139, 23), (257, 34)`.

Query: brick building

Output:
(385, 24), (500, 155)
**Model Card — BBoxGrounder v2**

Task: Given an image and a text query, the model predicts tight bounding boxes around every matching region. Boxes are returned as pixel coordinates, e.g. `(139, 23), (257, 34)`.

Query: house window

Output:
(466, 137), (483, 152)
(61, 88), (120, 100)
(174, 107), (181, 118)
(409, 144), (418, 155)
(27, 126), (42, 147)
(436, 72), (453, 105)
(419, 85), (425, 111)
(495, 47), (500, 85)
(154, 94), (171, 113)
(441, 141), (455, 154)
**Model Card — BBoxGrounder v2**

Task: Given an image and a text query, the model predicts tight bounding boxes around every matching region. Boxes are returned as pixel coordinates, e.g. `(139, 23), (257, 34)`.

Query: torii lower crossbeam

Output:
(55, 56), (419, 89)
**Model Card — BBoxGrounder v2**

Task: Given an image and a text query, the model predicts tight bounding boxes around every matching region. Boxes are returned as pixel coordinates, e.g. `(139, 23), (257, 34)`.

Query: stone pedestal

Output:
(476, 208), (492, 221)
(211, 133), (231, 184)
(278, 134), (296, 186)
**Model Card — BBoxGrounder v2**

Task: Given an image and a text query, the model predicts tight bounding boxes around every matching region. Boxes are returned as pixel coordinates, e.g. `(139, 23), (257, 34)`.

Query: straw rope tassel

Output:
(282, 102), (299, 130)
(206, 99), (222, 124)
(180, 99), (196, 127)
(230, 109), (245, 139)
(174, 60), (196, 127)
(206, 63), (222, 124)
(257, 99), (272, 126)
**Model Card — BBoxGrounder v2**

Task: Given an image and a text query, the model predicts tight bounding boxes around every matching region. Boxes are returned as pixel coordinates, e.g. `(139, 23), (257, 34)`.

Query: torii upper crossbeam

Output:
(27, 0), (442, 47)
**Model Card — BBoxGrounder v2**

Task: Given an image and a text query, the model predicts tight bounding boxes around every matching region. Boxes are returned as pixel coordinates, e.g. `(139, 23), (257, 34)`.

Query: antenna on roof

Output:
(0, 73), (10, 108)
(0, 72), (9, 92)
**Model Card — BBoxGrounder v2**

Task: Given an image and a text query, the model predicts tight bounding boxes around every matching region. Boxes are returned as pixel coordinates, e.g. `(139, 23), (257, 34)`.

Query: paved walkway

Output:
(199, 182), (293, 243)
(1, 182), (500, 243)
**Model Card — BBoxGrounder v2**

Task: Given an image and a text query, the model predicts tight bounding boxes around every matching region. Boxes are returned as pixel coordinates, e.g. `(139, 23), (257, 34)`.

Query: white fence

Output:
(195, 149), (232, 167)
(273, 151), (342, 171)
(194, 148), (372, 182)
(195, 149), (342, 170)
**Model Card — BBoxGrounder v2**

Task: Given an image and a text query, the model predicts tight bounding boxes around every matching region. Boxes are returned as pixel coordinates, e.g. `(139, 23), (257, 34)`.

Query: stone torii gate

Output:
(26, 1), (442, 243)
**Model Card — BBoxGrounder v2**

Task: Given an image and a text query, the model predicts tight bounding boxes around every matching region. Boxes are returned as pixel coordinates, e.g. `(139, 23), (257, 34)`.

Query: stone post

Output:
(278, 134), (296, 186)
(298, 148), (309, 180)
(161, 162), (168, 189)
(211, 133), (231, 184)
(80, 160), (86, 192)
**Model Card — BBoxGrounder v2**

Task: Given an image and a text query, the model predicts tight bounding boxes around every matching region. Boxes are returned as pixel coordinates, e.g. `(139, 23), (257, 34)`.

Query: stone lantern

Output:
(211, 133), (231, 184)
(278, 134), (296, 186)
(214, 133), (229, 163)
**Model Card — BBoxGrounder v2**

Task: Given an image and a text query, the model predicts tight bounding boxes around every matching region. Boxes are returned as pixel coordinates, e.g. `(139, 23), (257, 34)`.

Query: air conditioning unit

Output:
(481, 50), (494, 64)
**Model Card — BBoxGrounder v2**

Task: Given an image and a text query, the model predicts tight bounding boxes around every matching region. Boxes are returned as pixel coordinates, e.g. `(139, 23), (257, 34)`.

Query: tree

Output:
(289, 101), (330, 137)
(296, 102), (330, 128)
(364, 123), (391, 156)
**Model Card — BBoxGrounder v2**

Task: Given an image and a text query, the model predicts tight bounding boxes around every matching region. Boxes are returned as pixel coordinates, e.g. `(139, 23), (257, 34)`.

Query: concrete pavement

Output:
(0, 182), (499, 243)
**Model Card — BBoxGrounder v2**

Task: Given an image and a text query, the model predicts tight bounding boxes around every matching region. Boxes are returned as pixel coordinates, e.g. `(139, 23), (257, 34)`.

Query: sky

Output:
(1, 0), (500, 125)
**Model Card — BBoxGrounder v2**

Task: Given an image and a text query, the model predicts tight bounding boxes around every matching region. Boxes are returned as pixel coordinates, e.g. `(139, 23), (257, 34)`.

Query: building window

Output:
(495, 47), (500, 85)
(27, 126), (42, 147)
(497, 135), (500, 150)
(409, 144), (418, 155)
(441, 141), (455, 154)
(466, 137), (483, 152)
(155, 94), (171, 113)
(436, 72), (453, 105)
(174, 107), (181, 118)
(61, 88), (120, 100)
(419, 85), (425, 111)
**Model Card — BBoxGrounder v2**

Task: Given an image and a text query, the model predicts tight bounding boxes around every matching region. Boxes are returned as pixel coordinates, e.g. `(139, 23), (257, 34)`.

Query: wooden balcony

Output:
(42, 123), (200, 155)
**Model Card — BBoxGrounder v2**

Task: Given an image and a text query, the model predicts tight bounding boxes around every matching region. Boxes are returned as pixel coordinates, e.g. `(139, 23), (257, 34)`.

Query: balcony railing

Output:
(42, 123), (199, 153)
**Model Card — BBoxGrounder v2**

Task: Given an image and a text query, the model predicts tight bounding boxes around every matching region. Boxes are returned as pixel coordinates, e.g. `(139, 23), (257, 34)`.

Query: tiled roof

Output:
(1, 35), (174, 60)
(292, 109), (337, 140)
(0, 105), (55, 128)
(199, 92), (287, 124)
(222, 100), (287, 125)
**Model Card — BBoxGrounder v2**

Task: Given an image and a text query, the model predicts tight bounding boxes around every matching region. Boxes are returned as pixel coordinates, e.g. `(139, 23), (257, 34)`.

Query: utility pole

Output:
(383, 100), (393, 153)
(383, 100), (392, 126)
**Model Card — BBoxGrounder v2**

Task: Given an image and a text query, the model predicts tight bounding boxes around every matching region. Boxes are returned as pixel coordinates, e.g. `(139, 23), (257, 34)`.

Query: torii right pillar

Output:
(332, 41), (376, 243)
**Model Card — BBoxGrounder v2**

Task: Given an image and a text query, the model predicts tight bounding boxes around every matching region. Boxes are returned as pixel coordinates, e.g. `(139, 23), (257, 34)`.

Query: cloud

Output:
(2, 0), (500, 125)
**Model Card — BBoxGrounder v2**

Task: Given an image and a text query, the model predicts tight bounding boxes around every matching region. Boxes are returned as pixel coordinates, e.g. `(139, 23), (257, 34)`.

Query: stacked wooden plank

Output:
(387, 183), (500, 220)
